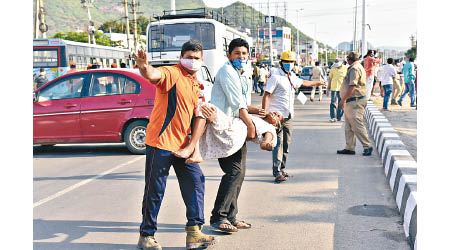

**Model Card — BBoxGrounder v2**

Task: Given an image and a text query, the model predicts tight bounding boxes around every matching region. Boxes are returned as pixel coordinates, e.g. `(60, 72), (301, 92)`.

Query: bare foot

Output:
(260, 142), (274, 151)
(173, 145), (194, 159)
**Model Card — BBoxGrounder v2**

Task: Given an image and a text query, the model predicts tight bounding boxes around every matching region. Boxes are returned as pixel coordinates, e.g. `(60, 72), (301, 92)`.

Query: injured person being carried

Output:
(173, 103), (284, 163)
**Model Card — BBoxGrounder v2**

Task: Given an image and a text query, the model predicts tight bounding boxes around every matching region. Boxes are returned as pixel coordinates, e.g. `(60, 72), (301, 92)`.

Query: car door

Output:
(79, 72), (138, 141)
(33, 74), (87, 143)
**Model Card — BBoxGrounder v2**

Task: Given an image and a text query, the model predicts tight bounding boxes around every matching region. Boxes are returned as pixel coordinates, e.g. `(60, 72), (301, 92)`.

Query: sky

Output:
(202, 0), (417, 49)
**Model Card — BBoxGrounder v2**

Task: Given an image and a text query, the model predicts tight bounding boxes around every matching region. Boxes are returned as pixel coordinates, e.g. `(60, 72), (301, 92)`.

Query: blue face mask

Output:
(232, 59), (247, 70)
(282, 62), (293, 72)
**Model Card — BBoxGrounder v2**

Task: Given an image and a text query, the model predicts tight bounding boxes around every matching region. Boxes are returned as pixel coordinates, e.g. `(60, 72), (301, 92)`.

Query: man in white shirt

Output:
(258, 65), (268, 96)
(262, 50), (325, 182)
(380, 58), (397, 110)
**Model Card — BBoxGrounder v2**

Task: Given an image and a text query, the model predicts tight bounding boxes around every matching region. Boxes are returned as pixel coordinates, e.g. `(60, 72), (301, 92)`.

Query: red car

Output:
(33, 69), (156, 154)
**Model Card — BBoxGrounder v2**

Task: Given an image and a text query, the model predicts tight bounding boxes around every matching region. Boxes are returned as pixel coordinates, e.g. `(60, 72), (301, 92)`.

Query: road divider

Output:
(365, 101), (417, 250)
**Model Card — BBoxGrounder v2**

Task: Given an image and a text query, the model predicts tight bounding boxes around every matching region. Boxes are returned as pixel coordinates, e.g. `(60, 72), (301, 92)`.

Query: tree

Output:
(405, 46), (416, 59)
(51, 31), (119, 47)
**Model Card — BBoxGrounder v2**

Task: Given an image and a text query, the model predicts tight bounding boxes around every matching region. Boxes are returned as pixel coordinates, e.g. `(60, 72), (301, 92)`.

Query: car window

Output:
(38, 75), (85, 102)
(120, 76), (141, 94)
(89, 73), (121, 97)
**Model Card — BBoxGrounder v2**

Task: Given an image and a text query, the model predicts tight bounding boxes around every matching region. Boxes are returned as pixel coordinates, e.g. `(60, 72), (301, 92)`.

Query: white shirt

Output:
(198, 103), (277, 160)
(265, 68), (303, 118)
(380, 64), (397, 86)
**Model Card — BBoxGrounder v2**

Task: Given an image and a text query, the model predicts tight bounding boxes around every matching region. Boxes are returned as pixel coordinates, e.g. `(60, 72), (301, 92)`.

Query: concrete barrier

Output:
(365, 101), (417, 250)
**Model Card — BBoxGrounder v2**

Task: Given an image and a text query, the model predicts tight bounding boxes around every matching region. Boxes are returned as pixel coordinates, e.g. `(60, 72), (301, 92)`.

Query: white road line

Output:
(33, 156), (144, 208)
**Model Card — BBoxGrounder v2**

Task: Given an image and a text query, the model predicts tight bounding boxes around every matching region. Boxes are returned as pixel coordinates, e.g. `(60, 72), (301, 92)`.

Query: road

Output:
(33, 93), (410, 250)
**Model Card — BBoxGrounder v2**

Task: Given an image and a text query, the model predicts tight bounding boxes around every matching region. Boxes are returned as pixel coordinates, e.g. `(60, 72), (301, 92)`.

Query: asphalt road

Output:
(33, 93), (410, 250)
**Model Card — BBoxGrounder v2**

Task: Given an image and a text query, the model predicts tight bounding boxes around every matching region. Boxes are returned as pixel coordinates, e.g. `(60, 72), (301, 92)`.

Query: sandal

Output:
(211, 220), (238, 233)
(232, 220), (251, 229)
(275, 174), (288, 183)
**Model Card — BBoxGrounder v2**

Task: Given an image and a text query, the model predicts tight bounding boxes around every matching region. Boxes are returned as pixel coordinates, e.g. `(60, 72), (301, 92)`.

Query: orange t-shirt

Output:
(145, 63), (200, 152)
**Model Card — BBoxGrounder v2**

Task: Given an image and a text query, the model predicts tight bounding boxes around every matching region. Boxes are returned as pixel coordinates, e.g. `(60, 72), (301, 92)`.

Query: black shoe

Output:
(363, 147), (373, 156)
(410, 104), (416, 107)
(337, 149), (355, 155)
(398, 101), (402, 106)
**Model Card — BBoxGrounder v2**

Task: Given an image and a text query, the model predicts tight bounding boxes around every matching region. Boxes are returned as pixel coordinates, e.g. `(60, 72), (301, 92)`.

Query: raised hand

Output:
(133, 50), (148, 68)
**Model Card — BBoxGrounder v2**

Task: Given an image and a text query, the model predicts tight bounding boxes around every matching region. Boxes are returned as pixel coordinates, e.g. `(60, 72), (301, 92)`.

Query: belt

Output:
(346, 96), (365, 102)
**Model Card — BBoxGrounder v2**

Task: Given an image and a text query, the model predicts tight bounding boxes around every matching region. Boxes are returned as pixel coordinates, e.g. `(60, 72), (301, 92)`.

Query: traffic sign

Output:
(265, 16), (275, 24)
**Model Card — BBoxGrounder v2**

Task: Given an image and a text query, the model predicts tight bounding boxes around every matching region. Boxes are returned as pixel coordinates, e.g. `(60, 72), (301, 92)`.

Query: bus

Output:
(33, 38), (133, 82)
(146, 8), (253, 78)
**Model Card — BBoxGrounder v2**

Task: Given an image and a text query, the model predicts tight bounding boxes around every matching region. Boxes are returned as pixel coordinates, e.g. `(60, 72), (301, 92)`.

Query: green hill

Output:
(34, 0), (205, 35)
(35, 0), (323, 47)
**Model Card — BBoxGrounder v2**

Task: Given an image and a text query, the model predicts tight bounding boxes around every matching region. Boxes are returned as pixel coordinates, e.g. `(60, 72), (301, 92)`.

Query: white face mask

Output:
(180, 58), (203, 71)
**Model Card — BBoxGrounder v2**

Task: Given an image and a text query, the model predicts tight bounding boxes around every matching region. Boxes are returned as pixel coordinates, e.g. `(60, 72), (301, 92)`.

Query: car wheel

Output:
(124, 120), (148, 154)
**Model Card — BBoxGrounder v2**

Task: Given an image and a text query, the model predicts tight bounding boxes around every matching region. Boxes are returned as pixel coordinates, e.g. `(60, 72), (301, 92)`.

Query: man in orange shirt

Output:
(363, 50), (382, 98)
(134, 40), (216, 250)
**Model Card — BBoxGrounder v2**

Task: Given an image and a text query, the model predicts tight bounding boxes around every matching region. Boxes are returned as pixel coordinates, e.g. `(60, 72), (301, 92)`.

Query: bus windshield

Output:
(150, 23), (215, 52)
(33, 49), (59, 68)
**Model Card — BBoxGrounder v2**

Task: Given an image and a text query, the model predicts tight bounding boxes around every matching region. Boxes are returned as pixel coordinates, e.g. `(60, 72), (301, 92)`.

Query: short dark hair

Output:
(315, 61), (320, 66)
(228, 38), (249, 54)
(409, 58), (415, 62)
(387, 58), (394, 64)
(181, 40), (203, 57)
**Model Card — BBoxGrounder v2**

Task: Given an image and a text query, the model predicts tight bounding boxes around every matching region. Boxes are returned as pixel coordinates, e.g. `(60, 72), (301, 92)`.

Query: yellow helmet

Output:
(280, 50), (296, 62)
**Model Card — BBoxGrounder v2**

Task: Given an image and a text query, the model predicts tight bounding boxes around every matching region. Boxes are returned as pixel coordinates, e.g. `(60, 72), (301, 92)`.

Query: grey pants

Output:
(272, 118), (292, 176)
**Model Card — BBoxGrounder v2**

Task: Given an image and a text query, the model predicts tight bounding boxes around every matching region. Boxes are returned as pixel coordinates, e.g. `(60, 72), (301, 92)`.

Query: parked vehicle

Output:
(33, 69), (155, 154)
(297, 66), (328, 95)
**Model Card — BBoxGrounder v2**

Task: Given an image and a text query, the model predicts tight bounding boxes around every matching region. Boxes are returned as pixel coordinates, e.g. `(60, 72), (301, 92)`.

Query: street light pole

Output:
(268, 0), (273, 66)
(296, 9), (303, 64)
(361, 0), (367, 56)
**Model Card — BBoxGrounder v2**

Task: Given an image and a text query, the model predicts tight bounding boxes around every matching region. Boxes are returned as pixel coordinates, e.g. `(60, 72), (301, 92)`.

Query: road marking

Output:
(33, 156), (144, 208)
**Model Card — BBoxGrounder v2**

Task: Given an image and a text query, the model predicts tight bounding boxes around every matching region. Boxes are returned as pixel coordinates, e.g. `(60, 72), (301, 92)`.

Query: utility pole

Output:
(353, 0), (357, 52)
(268, 0), (273, 66)
(132, 0), (138, 51)
(35, 0), (48, 38)
(170, 0), (176, 15)
(81, 0), (96, 44)
(123, 0), (131, 50)
(306, 40), (309, 66)
(296, 9), (303, 64)
(361, 0), (367, 56)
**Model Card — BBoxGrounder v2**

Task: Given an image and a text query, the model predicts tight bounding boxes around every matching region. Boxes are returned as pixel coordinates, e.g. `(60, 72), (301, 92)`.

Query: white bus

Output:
(146, 8), (252, 78)
(33, 38), (133, 82)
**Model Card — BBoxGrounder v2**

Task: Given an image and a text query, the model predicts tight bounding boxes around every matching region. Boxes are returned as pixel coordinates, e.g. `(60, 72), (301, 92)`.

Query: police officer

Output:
(337, 51), (373, 156)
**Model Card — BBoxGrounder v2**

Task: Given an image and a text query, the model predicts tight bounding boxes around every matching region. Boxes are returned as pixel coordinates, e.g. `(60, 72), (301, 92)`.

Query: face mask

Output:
(231, 59), (249, 70)
(180, 58), (202, 71)
(282, 63), (294, 72)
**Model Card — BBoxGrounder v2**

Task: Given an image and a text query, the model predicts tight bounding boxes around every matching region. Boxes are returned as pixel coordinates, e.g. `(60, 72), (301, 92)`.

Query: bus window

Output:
(150, 23), (215, 52)
(33, 50), (58, 68)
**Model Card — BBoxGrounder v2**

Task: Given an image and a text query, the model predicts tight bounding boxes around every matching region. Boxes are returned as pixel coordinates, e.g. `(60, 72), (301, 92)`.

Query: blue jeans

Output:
(140, 146), (205, 236)
(382, 84), (393, 109)
(253, 77), (259, 92)
(330, 91), (343, 120)
(399, 80), (416, 106)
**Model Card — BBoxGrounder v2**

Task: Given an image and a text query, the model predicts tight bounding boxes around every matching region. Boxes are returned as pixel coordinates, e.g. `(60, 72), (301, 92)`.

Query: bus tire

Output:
(124, 120), (148, 155)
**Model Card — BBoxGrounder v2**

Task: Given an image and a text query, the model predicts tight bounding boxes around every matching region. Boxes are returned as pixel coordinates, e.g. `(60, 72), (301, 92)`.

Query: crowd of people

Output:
(129, 38), (418, 250)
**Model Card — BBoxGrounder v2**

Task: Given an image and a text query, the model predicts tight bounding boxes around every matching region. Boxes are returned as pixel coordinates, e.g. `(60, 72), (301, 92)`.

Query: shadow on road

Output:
(33, 144), (136, 158)
(34, 219), (186, 250)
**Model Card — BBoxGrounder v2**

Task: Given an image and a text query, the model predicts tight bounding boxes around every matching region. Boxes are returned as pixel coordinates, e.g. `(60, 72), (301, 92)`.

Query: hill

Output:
(35, 0), (321, 47)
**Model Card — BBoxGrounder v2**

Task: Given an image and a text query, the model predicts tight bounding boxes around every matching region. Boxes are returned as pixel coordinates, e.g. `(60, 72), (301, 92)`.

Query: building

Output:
(299, 40), (318, 66)
(258, 26), (291, 60)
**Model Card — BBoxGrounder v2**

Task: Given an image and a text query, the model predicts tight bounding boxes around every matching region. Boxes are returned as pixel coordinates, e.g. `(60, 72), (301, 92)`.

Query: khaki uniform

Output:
(391, 66), (402, 103)
(310, 66), (325, 100)
(340, 61), (372, 151)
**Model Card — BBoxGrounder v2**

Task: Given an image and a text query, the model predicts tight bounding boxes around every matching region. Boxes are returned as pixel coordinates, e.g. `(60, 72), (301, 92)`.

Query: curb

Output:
(364, 101), (417, 250)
